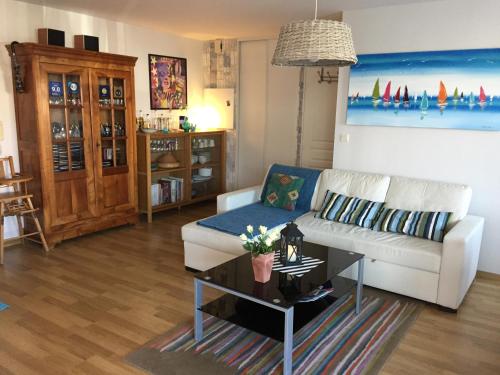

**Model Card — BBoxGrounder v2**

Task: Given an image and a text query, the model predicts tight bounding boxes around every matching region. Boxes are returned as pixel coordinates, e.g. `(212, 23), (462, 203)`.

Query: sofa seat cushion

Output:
(182, 220), (246, 256)
(295, 212), (442, 273)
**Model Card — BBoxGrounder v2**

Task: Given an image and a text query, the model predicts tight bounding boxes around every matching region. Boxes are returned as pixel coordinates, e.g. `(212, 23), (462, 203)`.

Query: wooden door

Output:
(90, 69), (136, 215)
(39, 63), (97, 228)
(301, 67), (337, 169)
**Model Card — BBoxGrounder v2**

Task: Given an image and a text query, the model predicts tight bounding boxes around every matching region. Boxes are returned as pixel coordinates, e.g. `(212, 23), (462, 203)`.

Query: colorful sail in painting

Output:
(453, 87), (459, 105)
(420, 90), (429, 120)
(468, 91), (475, 109)
(372, 79), (380, 103)
(420, 90), (429, 111)
(479, 86), (486, 102)
(383, 81), (391, 103)
(460, 91), (464, 102)
(393, 87), (401, 111)
(437, 81), (448, 108)
(479, 86), (487, 108)
(403, 86), (410, 104)
(394, 87), (401, 103)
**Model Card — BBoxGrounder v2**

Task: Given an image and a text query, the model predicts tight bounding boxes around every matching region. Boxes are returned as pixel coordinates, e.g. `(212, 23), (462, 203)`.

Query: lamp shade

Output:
(271, 19), (357, 67)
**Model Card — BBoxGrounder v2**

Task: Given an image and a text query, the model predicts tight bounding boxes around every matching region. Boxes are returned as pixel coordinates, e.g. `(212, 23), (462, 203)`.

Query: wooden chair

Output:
(0, 156), (49, 264)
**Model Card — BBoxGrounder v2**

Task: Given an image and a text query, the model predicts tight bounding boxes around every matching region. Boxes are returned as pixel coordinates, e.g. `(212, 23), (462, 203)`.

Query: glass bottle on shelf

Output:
(144, 113), (151, 129)
(136, 109), (144, 131)
(165, 116), (171, 133)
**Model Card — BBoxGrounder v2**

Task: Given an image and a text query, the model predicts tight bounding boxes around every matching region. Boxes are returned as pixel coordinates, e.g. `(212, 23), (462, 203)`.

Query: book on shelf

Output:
(151, 177), (184, 206)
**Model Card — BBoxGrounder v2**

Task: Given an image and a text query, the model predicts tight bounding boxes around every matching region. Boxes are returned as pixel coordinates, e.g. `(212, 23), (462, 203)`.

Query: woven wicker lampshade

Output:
(272, 19), (357, 67)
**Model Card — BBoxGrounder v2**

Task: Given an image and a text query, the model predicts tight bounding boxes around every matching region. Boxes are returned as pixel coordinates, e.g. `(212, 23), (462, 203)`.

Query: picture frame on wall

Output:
(346, 48), (500, 131)
(148, 54), (187, 110)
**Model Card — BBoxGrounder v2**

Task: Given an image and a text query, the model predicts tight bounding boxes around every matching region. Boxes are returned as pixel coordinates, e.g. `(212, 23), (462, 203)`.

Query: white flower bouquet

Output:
(240, 225), (280, 257)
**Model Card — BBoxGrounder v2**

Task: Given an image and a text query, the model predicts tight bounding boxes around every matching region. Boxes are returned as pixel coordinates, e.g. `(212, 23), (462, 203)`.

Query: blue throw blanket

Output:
(198, 164), (321, 236)
(198, 202), (308, 236)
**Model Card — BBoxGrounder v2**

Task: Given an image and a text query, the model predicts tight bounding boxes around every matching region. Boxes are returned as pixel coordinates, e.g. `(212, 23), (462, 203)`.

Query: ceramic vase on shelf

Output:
(251, 252), (275, 283)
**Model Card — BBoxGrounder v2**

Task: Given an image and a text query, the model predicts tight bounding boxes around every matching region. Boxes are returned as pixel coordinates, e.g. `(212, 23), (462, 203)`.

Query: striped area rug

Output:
(127, 293), (421, 374)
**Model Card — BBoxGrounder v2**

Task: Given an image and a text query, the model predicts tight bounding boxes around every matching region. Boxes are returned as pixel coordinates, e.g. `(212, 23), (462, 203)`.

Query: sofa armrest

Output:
(217, 185), (261, 214)
(437, 215), (484, 309)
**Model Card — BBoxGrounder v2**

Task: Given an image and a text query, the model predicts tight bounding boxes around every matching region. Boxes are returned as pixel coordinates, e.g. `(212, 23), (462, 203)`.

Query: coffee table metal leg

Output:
(356, 258), (364, 315)
(283, 307), (294, 375)
(194, 279), (203, 341)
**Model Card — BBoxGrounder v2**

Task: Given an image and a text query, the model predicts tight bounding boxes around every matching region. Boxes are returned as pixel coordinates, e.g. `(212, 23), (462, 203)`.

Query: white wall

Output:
(238, 40), (336, 188)
(238, 40), (299, 188)
(0, 0), (204, 238)
(335, 0), (500, 274)
(238, 40), (269, 188)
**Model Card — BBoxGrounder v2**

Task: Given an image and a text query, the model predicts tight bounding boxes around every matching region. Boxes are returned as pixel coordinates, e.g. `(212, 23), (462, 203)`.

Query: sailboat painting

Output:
(346, 48), (500, 131)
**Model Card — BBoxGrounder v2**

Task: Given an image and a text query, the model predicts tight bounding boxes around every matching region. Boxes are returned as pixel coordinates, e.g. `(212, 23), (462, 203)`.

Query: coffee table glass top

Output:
(195, 242), (364, 309)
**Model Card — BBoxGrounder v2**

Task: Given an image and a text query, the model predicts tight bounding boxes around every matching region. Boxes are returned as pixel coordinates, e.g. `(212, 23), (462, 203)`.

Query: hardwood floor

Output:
(0, 202), (499, 374)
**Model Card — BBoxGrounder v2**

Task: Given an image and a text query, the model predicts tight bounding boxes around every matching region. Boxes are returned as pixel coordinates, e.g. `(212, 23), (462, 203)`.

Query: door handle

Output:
(96, 142), (101, 148)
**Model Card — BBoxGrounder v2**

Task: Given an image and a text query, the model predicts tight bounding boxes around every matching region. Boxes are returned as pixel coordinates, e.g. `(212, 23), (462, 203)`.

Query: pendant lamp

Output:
(272, 0), (357, 67)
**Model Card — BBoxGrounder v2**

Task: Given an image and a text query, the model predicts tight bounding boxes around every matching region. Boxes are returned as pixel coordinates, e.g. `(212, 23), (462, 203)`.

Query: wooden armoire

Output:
(7, 43), (138, 247)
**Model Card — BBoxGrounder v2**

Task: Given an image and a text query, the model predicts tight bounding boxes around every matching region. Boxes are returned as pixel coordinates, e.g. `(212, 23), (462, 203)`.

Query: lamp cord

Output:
(314, 0), (318, 20)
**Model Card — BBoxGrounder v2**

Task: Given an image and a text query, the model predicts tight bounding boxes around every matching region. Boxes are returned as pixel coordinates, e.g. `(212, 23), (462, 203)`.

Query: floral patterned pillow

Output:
(263, 173), (305, 211)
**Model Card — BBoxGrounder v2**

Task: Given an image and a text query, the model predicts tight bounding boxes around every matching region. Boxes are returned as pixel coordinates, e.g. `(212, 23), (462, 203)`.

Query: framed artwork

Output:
(148, 54), (187, 109)
(346, 48), (500, 131)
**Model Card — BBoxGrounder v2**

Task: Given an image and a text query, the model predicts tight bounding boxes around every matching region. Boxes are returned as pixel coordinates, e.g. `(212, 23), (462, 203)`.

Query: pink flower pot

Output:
(251, 252), (275, 283)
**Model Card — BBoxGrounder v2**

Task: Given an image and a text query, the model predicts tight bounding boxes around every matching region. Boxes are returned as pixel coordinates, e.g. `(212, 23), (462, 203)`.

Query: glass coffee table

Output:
(193, 242), (364, 375)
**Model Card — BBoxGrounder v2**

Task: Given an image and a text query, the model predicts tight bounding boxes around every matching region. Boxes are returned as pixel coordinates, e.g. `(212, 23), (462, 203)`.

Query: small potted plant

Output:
(240, 225), (280, 283)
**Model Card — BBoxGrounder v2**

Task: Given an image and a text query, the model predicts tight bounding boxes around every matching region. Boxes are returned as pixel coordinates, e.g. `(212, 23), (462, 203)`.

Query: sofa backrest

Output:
(261, 164), (322, 211)
(385, 176), (472, 229)
(313, 169), (391, 210)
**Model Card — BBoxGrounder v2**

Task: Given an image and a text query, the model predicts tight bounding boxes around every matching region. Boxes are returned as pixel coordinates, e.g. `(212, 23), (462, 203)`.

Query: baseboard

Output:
(477, 270), (500, 280)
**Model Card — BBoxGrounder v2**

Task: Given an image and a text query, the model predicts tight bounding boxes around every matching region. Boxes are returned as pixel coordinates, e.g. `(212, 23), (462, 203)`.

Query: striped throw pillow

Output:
(373, 208), (450, 242)
(315, 191), (385, 228)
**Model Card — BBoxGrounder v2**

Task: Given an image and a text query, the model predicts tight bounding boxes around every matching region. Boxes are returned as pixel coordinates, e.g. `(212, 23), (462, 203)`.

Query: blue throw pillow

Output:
(315, 190), (384, 228)
(373, 207), (450, 242)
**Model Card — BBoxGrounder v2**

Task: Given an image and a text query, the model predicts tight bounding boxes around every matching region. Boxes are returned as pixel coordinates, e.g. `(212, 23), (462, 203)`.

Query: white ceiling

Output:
(22, 0), (440, 40)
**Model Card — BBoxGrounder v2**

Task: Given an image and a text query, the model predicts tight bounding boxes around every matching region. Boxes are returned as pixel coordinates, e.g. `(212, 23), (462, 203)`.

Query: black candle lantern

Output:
(279, 221), (304, 266)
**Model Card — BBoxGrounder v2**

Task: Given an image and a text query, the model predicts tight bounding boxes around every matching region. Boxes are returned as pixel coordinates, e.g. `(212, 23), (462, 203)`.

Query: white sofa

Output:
(182, 168), (484, 310)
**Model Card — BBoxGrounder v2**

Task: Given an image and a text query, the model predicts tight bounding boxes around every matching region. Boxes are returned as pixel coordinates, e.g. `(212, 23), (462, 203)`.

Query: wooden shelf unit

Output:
(137, 130), (226, 222)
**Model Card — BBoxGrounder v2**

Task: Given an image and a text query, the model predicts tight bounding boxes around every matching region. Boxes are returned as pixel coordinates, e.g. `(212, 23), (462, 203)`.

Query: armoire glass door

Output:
(41, 63), (96, 226)
(91, 69), (135, 213)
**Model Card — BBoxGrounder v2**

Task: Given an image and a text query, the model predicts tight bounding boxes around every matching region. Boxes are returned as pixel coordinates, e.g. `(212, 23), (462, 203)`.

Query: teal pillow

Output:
(263, 173), (305, 211)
